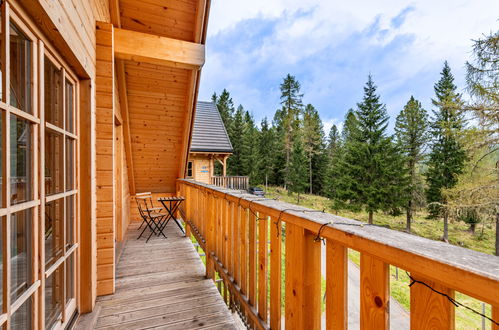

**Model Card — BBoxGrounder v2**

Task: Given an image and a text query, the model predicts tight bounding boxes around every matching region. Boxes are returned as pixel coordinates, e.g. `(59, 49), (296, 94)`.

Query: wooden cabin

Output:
(0, 0), (497, 329)
(188, 101), (233, 183)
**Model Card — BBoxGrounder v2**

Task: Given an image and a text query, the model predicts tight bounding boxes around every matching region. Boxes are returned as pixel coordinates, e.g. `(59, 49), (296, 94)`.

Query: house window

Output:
(187, 161), (193, 178)
(0, 3), (79, 328)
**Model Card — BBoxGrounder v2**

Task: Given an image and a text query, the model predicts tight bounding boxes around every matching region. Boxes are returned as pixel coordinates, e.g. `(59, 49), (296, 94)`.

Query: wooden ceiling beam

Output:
(114, 28), (205, 70)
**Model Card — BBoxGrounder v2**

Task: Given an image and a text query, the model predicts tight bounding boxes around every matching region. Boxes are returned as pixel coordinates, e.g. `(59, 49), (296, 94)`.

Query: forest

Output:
(211, 31), (498, 255)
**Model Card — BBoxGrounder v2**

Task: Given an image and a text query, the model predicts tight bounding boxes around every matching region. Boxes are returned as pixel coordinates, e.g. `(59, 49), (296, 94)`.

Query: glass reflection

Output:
(45, 199), (63, 267)
(44, 58), (63, 127)
(11, 296), (32, 329)
(65, 80), (74, 133)
(11, 209), (32, 302)
(45, 129), (63, 195)
(10, 22), (32, 114)
(10, 115), (32, 204)
(45, 265), (62, 328)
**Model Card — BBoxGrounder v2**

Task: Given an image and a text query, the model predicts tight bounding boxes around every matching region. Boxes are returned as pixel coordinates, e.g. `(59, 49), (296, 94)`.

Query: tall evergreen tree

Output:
(425, 61), (466, 241)
(241, 111), (260, 182)
(212, 89), (235, 129)
(333, 75), (406, 223)
(277, 74), (304, 188)
(287, 135), (308, 203)
(229, 105), (245, 175)
(324, 124), (342, 203)
(302, 104), (325, 194)
(258, 118), (275, 189)
(326, 124), (340, 158)
(395, 96), (429, 232)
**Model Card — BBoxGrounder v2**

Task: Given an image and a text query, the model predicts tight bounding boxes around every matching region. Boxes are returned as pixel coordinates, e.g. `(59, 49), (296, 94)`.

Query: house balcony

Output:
(211, 176), (250, 191)
(79, 179), (498, 329)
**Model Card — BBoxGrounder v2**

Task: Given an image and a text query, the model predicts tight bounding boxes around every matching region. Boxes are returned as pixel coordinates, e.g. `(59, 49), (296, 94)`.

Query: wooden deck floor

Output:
(76, 222), (237, 330)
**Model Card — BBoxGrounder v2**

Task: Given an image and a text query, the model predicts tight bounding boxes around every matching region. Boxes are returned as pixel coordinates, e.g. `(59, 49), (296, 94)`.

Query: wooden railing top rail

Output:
(178, 179), (499, 307)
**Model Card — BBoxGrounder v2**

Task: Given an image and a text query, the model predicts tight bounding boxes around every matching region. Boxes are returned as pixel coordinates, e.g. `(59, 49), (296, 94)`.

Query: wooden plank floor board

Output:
(76, 222), (237, 329)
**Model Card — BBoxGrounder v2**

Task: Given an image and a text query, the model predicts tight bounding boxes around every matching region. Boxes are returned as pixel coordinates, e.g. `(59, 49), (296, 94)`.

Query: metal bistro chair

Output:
(136, 197), (168, 242)
(135, 192), (163, 230)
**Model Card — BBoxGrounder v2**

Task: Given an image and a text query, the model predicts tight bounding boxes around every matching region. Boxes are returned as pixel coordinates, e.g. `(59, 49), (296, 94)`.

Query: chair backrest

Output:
(135, 192), (153, 217)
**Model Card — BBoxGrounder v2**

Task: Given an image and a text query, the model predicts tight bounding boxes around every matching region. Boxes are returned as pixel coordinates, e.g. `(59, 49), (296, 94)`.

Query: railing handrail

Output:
(178, 178), (499, 329)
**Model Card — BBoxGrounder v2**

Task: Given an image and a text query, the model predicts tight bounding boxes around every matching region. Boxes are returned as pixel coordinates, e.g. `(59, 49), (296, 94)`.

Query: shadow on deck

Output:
(76, 222), (237, 329)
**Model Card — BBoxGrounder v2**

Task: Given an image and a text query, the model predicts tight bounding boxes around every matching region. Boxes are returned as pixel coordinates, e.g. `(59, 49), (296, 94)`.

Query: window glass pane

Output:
(10, 115), (32, 205)
(45, 129), (63, 195)
(66, 253), (74, 304)
(65, 80), (74, 133)
(66, 137), (74, 191)
(11, 295), (32, 330)
(65, 195), (74, 248)
(45, 199), (63, 267)
(10, 23), (32, 114)
(11, 208), (32, 302)
(45, 265), (62, 328)
(44, 58), (63, 128)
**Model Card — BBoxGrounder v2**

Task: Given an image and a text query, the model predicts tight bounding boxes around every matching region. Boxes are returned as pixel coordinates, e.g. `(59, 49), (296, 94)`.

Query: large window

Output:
(0, 3), (79, 329)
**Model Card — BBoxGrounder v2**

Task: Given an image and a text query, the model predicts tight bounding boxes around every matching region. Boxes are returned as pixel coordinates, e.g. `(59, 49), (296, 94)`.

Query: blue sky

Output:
(198, 1), (499, 134)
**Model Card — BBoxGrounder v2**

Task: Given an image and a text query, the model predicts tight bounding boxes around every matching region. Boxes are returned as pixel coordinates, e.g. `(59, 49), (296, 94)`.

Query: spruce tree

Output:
(333, 75), (406, 224)
(278, 74), (303, 188)
(287, 135), (308, 203)
(212, 89), (235, 129)
(259, 118), (275, 190)
(426, 62), (466, 241)
(395, 96), (429, 232)
(229, 105), (245, 175)
(324, 124), (342, 204)
(241, 111), (260, 183)
(302, 104), (325, 194)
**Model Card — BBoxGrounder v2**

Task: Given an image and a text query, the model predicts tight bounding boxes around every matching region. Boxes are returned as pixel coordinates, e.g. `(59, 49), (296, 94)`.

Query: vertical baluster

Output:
(270, 217), (282, 330)
(410, 273), (455, 329)
(326, 239), (347, 330)
(233, 202), (240, 288)
(240, 207), (248, 296)
(360, 253), (389, 330)
(206, 193), (215, 280)
(285, 223), (321, 330)
(493, 306), (499, 330)
(248, 209), (258, 311)
(258, 214), (269, 322)
(228, 201), (234, 277)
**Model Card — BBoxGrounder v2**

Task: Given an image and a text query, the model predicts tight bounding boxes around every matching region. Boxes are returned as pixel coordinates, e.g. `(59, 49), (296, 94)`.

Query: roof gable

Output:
(190, 101), (233, 153)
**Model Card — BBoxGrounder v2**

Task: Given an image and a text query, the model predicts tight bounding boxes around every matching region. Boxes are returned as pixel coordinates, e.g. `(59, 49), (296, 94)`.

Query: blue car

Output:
(248, 187), (265, 197)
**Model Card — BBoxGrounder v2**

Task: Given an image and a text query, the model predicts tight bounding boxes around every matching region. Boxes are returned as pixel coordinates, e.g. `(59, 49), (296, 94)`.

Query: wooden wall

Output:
(189, 154), (212, 184)
(95, 21), (115, 296)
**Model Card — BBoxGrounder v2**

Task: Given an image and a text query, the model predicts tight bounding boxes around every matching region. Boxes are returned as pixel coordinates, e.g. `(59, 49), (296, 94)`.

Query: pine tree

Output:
(259, 118), (275, 190)
(229, 105), (245, 175)
(302, 104), (325, 194)
(241, 111), (260, 183)
(395, 96), (429, 232)
(326, 124), (340, 159)
(212, 89), (235, 130)
(287, 135), (308, 203)
(425, 61), (466, 241)
(333, 75), (406, 224)
(278, 74), (303, 188)
(324, 124), (342, 203)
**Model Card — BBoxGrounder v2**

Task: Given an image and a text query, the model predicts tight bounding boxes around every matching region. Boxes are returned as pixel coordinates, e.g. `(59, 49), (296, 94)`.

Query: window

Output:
(0, 3), (79, 328)
(187, 161), (193, 178)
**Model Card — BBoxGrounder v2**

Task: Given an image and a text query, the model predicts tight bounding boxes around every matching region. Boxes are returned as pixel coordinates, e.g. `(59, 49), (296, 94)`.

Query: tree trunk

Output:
(469, 223), (476, 234)
(265, 174), (268, 193)
(406, 200), (412, 233)
(368, 211), (373, 224)
(297, 192), (300, 204)
(443, 211), (449, 242)
(495, 212), (499, 257)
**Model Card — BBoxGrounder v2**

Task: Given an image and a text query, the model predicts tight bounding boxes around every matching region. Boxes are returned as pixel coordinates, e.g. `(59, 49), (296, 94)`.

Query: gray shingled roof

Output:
(190, 101), (233, 153)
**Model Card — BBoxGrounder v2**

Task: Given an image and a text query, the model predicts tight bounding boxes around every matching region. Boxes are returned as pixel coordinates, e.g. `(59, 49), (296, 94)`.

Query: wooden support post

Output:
(205, 192), (215, 280)
(410, 273), (455, 330)
(360, 253), (389, 330)
(233, 203), (240, 287)
(223, 155), (227, 176)
(270, 217), (282, 330)
(95, 21), (115, 297)
(285, 223), (321, 330)
(248, 210), (258, 312)
(493, 306), (499, 330)
(326, 240), (348, 330)
(258, 214), (268, 322)
(240, 207), (248, 296)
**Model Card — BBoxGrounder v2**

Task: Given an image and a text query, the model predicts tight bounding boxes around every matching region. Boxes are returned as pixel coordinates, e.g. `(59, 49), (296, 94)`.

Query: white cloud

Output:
(201, 0), (499, 125)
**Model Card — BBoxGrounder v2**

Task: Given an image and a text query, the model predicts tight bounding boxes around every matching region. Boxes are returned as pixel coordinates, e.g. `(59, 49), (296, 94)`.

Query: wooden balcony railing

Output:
(177, 179), (499, 330)
(211, 176), (249, 191)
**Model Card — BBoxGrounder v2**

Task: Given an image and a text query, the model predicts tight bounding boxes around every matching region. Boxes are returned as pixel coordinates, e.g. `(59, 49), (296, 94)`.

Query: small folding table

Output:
(157, 196), (186, 236)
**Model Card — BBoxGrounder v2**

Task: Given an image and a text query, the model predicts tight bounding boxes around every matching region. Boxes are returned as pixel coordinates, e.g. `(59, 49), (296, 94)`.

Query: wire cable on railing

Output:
(314, 220), (366, 244)
(406, 271), (499, 326)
